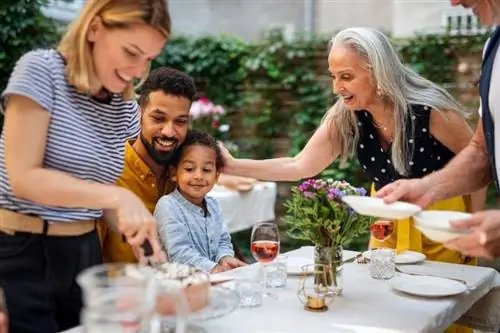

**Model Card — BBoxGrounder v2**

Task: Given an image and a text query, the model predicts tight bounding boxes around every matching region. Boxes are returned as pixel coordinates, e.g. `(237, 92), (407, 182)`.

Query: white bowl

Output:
(341, 196), (421, 219)
(413, 210), (472, 243)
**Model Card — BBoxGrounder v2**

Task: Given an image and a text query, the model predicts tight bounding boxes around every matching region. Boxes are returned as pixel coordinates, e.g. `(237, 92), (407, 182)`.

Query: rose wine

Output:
(370, 220), (395, 241)
(251, 240), (279, 263)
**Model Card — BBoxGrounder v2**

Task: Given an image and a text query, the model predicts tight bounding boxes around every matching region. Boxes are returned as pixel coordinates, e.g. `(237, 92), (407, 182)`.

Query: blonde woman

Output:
(221, 28), (485, 332)
(0, 1), (170, 331)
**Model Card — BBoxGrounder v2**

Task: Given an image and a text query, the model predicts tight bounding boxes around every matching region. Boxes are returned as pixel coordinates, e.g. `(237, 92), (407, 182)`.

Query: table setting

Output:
(64, 177), (500, 333)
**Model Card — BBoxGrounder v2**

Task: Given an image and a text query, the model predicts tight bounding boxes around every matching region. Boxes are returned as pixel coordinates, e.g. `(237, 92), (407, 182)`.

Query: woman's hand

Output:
(217, 141), (236, 173)
(114, 188), (163, 261)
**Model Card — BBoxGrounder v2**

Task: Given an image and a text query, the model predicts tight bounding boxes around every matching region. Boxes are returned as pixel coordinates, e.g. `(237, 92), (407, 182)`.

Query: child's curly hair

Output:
(171, 129), (224, 171)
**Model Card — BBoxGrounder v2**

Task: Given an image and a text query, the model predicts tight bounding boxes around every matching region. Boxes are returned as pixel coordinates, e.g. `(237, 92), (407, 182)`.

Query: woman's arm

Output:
(4, 95), (123, 209)
(223, 120), (340, 181)
(429, 110), (488, 212)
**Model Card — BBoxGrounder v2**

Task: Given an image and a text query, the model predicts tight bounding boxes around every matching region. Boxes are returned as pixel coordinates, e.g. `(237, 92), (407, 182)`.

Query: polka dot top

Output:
(355, 104), (455, 191)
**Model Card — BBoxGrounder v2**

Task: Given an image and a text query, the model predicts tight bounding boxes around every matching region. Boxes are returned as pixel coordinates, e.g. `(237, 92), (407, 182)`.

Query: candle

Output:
(305, 295), (328, 312)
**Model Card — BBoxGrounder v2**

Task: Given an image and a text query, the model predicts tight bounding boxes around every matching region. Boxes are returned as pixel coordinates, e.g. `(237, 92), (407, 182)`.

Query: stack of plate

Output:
(341, 196), (473, 243)
(413, 211), (472, 243)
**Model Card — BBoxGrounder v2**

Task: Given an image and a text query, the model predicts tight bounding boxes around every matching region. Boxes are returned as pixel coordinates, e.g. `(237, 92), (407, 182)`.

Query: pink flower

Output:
(212, 105), (226, 115)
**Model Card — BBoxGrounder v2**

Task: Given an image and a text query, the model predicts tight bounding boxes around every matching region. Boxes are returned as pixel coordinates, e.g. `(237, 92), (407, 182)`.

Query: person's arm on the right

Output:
(425, 122), (491, 202)
(223, 118), (340, 181)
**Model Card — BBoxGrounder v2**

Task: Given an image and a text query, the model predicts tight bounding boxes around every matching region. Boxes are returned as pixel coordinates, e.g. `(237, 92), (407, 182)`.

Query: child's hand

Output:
(211, 264), (225, 274)
(219, 256), (247, 270)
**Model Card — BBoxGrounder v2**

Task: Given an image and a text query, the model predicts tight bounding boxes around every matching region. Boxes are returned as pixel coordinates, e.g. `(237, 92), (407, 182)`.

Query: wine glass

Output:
(369, 220), (395, 243)
(368, 220), (397, 279)
(250, 222), (280, 298)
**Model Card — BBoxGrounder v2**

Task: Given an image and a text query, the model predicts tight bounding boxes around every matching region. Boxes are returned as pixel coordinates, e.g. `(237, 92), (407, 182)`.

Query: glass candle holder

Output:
(297, 264), (335, 312)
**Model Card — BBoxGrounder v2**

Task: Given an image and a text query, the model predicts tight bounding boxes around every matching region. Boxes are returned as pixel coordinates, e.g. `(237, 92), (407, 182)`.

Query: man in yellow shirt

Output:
(99, 67), (195, 263)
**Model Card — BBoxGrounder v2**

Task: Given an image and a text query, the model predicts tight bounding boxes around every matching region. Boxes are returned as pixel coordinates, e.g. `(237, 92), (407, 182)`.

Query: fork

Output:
(394, 266), (472, 288)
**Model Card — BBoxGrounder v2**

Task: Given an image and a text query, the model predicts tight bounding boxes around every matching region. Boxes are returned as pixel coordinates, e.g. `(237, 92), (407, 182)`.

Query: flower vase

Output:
(314, 245), (343, 296)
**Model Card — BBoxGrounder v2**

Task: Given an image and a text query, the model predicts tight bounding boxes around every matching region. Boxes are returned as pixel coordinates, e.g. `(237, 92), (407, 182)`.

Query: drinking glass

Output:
(250, 222), (280, 298)
(77, 264), (157, 333)
(369, 248), (396, 280)
(235, 265), (265, 308)
(265, 256), (287, 288)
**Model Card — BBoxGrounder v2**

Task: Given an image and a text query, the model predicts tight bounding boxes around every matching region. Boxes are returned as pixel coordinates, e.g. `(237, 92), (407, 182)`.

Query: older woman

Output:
(223, 25), (485, 302)
(0, 0), (170, 331)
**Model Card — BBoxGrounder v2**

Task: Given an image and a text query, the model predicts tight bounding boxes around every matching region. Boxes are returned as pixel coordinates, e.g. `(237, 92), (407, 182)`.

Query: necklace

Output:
(372, 118), (388, 132)
(372, 118), (394, 144)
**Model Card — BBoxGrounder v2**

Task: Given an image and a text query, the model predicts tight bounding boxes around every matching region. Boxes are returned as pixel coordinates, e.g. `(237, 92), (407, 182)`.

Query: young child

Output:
(154, 129), (246, 273)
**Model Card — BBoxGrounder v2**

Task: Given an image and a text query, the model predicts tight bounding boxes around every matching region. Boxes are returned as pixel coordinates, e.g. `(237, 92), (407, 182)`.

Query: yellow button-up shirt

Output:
(98, 140), (174, 263)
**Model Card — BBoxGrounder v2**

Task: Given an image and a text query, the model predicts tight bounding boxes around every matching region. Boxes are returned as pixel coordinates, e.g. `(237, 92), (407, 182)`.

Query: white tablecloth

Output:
(203, 247), (500, 333)
(63, 246), (500, 333)
(207, 182), (277, 233)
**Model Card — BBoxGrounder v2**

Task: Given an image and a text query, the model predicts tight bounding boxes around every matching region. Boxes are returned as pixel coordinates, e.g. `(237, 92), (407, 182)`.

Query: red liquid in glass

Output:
(370, 220), (395, 241)
(251, 240), (279, 263)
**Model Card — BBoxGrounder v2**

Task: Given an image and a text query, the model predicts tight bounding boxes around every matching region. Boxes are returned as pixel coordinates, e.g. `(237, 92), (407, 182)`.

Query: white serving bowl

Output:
(413, 210), (472, 243)
(342, 196), (421, 219)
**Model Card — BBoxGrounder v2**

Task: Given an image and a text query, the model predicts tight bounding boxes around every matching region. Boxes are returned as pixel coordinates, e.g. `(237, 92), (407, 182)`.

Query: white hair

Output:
(325, 27), (468, 176)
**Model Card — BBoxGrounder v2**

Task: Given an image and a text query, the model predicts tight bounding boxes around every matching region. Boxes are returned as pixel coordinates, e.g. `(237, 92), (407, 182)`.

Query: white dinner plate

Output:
(389, 274), (467, 297)
(413, 211), (472, 243)
(342, 196), (421, 219)
(362, 250), (426, 264)
(285, 257), (313, 275)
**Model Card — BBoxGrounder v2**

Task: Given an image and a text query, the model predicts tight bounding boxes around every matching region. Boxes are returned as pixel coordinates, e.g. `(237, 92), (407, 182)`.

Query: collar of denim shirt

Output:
(171, 187), (210, 217)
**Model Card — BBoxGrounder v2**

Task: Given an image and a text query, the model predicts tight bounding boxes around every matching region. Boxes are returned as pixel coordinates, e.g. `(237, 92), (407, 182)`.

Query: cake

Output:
(153, 262), (211, 315)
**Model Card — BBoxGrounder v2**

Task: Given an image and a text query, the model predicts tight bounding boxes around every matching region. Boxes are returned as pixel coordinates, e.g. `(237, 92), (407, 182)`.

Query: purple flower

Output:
(327, 188), (342, 200)
(313, 179), (325, 190)
(297, 184), (308, 192)
(356, 187), (367, 196)
(303, 191), (315, 198)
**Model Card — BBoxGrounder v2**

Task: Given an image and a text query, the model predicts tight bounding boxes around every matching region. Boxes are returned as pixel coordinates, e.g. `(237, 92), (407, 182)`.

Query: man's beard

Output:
(140, 133), (177, 165)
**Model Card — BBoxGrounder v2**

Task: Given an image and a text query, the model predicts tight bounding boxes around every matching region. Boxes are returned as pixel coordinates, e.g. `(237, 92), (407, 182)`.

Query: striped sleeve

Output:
(1, 50), (54, 114)
(127, 101), (141, 138)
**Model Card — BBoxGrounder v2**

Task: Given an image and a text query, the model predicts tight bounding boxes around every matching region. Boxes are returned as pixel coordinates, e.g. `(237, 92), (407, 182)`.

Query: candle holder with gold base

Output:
(297, 264), (335, 312)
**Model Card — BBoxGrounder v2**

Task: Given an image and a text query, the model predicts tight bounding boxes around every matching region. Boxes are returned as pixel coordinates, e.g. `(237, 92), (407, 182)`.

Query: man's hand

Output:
(219, 256), (247, 270)
(445, 210), (500, 260)
(375, 178), (437, 208)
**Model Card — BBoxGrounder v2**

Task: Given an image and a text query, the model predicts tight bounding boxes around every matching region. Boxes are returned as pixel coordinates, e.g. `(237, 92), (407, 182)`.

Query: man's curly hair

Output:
(138, 67), (196, 107)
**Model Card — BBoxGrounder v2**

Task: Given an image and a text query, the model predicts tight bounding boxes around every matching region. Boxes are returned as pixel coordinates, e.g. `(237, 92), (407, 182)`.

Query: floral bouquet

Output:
(283, 178), (372, 291)
(189, 97), (239, 156)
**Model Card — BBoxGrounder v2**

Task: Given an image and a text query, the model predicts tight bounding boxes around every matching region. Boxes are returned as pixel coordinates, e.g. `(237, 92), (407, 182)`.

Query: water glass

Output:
(369, 248), (396, 280)
(235, 266), (265, 308)
(77, 264), (157, 333)
(265, 257), (287, 288)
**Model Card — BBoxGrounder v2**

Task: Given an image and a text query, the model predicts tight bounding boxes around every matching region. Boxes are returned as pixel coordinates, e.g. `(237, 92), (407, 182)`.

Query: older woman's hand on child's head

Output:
(219, 256), (247, 270)
(217, 141), (235, 172)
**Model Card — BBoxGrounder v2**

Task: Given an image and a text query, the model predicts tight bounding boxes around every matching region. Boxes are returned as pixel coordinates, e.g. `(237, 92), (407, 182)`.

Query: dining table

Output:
(62, 246), (500, 333)
(207, 182), (277, 233)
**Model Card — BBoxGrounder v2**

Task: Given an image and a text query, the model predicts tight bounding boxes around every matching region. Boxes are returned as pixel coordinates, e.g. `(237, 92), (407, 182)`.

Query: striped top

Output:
(0, 49), (140, 222)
